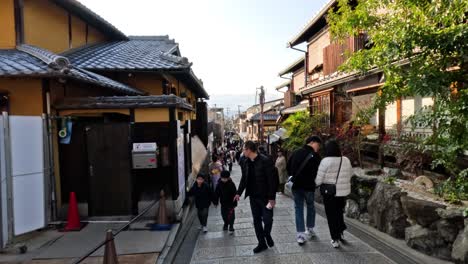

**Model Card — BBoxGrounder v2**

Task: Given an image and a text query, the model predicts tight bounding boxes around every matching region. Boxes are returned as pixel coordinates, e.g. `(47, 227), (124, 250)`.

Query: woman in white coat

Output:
(315, 140), (353, 248)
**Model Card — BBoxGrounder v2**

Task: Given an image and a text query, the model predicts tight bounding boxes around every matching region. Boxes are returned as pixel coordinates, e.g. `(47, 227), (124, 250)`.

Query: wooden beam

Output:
(396, 97), (402, 137)
(68, 13), (72, 49)
(13, 0), (24, 44)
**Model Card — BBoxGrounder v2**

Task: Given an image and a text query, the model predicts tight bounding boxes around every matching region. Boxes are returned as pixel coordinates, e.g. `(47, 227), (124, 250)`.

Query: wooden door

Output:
(86, 123), (132, 216)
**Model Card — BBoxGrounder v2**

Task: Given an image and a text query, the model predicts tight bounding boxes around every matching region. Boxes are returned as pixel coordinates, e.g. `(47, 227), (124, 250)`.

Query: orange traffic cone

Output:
(103, 230), (119, 264)
(64, 192), (82, 231)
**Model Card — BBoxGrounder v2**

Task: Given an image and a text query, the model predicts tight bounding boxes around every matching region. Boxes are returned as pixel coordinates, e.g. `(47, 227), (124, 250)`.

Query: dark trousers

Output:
(250, 197), (273, 245)
(323, 196), (347, 240)
(197, 207), (209, 227)
(221, 206), (235, 228)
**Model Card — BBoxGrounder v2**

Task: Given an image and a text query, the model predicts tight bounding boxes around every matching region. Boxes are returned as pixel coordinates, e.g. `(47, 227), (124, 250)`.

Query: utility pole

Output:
(257, 86), (265, 144)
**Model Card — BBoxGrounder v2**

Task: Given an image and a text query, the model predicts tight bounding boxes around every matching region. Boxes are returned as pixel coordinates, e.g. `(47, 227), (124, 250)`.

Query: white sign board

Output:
(9, 116), (45, 235)
(133, 142), (157, 152)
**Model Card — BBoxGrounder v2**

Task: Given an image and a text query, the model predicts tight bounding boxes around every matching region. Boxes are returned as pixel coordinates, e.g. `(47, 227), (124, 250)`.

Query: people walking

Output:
(188, 173), (214, 233)
(234, 141), (278, 254)
(209, 155), (223, 190)
(275, 150), (288, 194)
(315, 140), (352, 248)
(287, 136), (322, 245)
(214, 170), (237, 234)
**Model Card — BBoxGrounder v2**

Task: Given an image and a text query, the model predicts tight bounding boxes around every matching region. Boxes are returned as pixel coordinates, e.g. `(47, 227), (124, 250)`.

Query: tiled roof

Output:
(250, 113), (280, 121)
(64, 36), (190, 71)
(278, 57), (305, 76)
(281, 101), (309, 114)
(55, 94), (193, 110)
(0, 45), (144, 95)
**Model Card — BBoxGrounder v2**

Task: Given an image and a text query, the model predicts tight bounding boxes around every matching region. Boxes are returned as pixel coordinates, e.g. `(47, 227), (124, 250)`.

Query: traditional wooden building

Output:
(0, 0), (208, 245)
(285, 0), (433, 137)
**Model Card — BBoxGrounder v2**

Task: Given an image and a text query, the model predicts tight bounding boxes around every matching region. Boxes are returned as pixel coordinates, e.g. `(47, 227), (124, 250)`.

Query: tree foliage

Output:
(328, 0), (468, 183)
(281, 111), (326, 152)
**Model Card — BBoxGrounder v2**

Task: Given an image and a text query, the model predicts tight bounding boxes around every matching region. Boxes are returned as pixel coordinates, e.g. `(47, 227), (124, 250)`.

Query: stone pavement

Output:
(190, 163), (396, 264)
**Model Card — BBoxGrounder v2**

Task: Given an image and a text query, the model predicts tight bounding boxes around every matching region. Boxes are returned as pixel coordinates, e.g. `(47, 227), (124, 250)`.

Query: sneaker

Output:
(229, 227), (235, 235)
(339, 232), (348, 244)
(253, 243), (268, 254)
(305, 228), (316, 240)
(297, 233), (306, 245)
(331, 240), (340, 248)
(265, 235), (275, 247)
(223, 224), (228, 231)
(202, 226), (208, 233)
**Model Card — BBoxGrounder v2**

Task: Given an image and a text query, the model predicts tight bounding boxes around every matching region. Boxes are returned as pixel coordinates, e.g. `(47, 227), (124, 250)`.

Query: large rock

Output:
(437, 208), (465, 225)
(359, 213), (370, 225)
(384, 167), (403, 178)
(436, 219), (460, 243)
(401, 196), (446, 227)
(345, 199), (360, 219)
(350, 175), (378, 213)
(367, 182), (410, 238)
(405, 225), (452, 260)
(452, 219), (468, 264)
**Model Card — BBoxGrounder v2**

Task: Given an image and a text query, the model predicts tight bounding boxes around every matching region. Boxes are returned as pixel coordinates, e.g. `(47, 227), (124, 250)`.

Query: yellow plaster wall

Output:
(0, 0), (16, 48)
(126, 73), (163, 95)
(0, 78), (43, 115)
(23, 0), (108, 53)
(23, 0), (69, 53)
(135, 108), (169, 122)
(71, 15), (86, 48)
(87, 26), (107, 44)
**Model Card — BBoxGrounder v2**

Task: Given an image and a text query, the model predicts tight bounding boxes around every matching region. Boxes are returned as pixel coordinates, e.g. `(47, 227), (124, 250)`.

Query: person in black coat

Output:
(234, 141), (279, 254)
(214, 170), (237, 234)
(188, 173), (213, 233)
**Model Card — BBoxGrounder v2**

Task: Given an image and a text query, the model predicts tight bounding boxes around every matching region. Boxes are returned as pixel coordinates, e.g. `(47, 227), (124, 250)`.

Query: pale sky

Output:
(79, 0), (330, 113)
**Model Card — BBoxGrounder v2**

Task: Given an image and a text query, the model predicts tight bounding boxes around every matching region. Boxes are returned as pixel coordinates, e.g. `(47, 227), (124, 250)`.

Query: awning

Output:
(268, 128), (288, 144)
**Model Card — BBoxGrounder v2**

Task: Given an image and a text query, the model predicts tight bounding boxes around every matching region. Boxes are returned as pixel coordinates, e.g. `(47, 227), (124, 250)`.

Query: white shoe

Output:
(297, 233), (306, 245)
(202, 226), (208, 233)
(305, 228), (316, 240)
(331, 240), (340, 248)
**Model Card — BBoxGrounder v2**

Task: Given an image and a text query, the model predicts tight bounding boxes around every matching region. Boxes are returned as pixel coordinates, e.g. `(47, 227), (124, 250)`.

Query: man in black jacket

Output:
(234, 141), (278, 254)
(287, 136), (322, 245)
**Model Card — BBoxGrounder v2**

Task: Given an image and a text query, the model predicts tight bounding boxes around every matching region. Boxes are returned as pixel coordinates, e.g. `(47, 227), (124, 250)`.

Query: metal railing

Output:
(72, 199), (159, 264)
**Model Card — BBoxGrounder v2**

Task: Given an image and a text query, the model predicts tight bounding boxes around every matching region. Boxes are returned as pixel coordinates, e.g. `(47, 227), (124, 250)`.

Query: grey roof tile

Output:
(0, 45), (144, 95)
(64, 37), (190, 71)
(250, 113), (280, 121)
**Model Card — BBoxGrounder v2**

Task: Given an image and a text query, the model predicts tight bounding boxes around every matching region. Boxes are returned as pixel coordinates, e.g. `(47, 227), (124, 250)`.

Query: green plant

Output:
(463, 208), (468, 218)
(434, 169), (468, 203)
(281, 111), (327, 152)
(383, 176), (397, 185)
(328, 0), (467, 198)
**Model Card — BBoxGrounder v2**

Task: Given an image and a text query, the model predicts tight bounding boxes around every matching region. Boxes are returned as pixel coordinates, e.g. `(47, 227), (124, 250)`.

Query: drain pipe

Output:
(46, 91), (57, 221)
(288, 42), (308, 88)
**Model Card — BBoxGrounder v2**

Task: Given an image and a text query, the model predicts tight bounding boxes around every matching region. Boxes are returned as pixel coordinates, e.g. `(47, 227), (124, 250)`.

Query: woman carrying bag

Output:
(315, 140), (353, 248)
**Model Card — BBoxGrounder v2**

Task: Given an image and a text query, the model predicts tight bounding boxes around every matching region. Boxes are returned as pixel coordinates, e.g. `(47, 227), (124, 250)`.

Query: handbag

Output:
(319, 157), (342, 197)
(286, 153), (314, 189)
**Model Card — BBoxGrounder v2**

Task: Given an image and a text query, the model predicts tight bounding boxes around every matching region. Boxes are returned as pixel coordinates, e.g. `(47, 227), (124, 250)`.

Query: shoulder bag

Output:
(319, 157), (342, 197)
(286, 153), (313, 189)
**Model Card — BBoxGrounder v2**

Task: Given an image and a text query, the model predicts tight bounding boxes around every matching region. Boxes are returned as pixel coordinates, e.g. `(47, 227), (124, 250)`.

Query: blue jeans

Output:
(293, 189), (316, 233)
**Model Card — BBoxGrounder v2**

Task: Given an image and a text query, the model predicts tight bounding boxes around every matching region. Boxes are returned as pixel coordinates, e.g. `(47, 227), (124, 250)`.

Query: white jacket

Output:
(315, 157), (353, 197)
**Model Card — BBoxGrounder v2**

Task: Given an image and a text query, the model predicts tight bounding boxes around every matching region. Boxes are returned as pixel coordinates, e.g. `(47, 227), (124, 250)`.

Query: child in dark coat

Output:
(188, 173), (213, 233)
(214, 171), (237, 234)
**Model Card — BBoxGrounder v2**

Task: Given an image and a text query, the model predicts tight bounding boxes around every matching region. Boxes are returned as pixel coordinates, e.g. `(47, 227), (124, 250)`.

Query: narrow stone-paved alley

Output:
(189, 163), (396, 264)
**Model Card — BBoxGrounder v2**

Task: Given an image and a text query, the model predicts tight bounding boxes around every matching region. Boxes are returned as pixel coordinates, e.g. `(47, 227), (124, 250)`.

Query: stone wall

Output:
(345, 173), (468, 263)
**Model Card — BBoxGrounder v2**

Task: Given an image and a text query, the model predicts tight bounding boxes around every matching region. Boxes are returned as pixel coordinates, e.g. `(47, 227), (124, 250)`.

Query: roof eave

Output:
(52, 0), (127, 40)
(288, 0), (336, 47)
